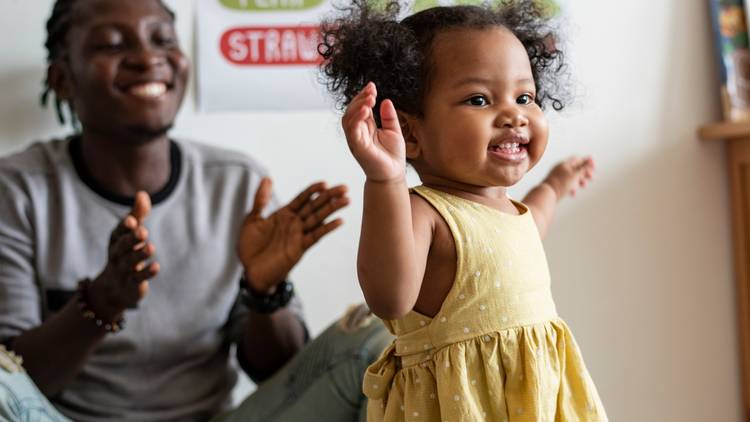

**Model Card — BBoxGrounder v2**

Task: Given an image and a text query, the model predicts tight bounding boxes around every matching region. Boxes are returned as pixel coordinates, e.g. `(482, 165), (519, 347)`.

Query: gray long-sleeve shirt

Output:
(0, 137), (303, 421)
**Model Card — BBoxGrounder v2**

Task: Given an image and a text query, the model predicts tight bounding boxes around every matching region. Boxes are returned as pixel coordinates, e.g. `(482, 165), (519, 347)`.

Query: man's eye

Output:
(154, 35), (176, 47)
(516, 94), (534, 105)
(96, 43), (124, 52)
(466, 95), (489, 106)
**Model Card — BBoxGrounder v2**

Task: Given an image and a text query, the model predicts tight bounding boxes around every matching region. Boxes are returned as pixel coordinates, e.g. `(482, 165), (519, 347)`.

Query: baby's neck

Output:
(420, 180), (518, 215)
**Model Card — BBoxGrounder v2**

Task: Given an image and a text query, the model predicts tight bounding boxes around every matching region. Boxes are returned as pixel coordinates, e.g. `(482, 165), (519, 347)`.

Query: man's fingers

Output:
(110, 227), (149, 260)
(118, 261), (159, 309)
(110, 215), (138, 245)
(286, 181), (327, 212)
(132, 191), (151, 223)
(297, 185), (348, 218)
(123, 242), (155, 271)
(302, 196), (350, 231)
(303, 218), (344, 249)
(131, 262), (160, 285)
(124, 262), (158, 308)
(248, 177), (273, 220)
(137, 281), (150, 301)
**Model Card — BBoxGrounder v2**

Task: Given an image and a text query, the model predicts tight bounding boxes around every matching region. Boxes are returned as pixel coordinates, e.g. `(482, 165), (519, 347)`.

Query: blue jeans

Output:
(0, 320), (391, 422)
(0, 369), (67, 422)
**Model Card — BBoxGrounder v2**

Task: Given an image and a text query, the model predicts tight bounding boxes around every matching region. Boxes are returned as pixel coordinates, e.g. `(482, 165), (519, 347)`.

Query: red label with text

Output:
(220, 25), (321, 66)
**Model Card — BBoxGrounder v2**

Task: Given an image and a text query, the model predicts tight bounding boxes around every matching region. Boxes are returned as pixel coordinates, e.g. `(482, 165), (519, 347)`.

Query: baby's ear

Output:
(397, 111), (422, 160)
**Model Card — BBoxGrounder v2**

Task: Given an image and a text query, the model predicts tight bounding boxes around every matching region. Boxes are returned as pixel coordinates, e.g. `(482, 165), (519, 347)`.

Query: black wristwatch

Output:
(239, 277), (295, 314)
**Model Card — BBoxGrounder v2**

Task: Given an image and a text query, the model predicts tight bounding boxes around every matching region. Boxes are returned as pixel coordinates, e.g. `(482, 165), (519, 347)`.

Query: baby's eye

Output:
(465, 95), (489, 106)
(516, 93), (534, 105)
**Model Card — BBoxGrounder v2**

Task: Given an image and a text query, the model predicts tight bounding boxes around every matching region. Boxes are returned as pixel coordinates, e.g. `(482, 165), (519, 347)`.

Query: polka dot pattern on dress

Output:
(363, 186), (608, 422)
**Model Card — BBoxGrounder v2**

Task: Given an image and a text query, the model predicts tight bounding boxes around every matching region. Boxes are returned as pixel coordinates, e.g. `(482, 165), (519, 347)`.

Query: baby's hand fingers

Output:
(582, 160), (595, 183)
(379, 99), (403, 137)
(578, 156), (595, 172)
(343, 84), (376, 125)
(343, 84), (377, 132)
(565, 156), (586, 169)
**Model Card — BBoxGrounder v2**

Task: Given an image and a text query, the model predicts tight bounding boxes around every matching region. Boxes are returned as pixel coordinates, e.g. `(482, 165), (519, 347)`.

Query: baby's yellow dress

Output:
(363, 186), (607, 421)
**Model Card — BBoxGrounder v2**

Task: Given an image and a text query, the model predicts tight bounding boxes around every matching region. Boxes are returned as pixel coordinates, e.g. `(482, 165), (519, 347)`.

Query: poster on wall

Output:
(196, 0), (563, 112)
(196, 0), (335, 111)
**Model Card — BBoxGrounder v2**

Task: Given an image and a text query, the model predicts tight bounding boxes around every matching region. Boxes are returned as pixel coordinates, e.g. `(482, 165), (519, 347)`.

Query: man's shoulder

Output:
(0, 139), (68, 175)
(177, 139), (269, 177)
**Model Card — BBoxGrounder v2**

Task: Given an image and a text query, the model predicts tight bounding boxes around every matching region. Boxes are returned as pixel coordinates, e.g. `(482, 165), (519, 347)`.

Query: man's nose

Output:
(124, 44), (166, 70)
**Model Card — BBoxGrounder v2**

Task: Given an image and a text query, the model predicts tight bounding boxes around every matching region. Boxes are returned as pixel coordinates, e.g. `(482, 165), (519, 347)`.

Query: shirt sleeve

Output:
(0, 173), (40, 344)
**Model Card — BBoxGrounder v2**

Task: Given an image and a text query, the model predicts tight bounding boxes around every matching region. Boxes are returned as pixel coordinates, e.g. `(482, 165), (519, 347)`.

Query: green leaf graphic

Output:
(220, 0), (325, 11)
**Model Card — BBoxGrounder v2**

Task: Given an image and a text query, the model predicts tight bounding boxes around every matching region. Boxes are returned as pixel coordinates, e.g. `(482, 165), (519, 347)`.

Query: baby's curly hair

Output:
(319, 0), (570, 126)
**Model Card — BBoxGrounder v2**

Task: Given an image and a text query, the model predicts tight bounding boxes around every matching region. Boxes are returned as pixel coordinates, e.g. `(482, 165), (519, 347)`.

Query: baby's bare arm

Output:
(524, 156), (595, 238)
(357, 181), (434, 320)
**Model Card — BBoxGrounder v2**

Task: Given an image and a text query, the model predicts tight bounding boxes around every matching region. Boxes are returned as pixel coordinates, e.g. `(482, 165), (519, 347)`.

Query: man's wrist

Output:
(239, 276), (295, 314)
(242, 270), (284, 295)
(77, 279), (125, 333)
(87, 278), (125, 322)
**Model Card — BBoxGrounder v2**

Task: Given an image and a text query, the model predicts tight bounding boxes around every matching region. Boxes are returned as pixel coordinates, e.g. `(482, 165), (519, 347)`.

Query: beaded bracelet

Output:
(76, 279), (125, 333)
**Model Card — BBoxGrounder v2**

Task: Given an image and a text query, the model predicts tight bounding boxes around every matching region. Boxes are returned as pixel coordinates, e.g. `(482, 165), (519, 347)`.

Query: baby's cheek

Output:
(529, 118), (549, 160)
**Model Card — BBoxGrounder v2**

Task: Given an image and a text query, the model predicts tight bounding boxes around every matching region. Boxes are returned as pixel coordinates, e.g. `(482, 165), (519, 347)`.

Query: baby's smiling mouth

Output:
(489, 142), (524, 154)
(488, 134), (529, 162)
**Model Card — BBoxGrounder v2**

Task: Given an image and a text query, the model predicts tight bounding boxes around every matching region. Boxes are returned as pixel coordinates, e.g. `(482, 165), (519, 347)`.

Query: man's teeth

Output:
(129, 82), (167, 98)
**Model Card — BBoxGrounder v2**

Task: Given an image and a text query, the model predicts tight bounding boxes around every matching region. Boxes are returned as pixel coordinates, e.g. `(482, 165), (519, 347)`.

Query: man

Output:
(0, 0), (389, 420)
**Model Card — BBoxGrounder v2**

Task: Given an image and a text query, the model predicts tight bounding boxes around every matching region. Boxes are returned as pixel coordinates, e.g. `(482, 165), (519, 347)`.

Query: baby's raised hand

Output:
(342, 82), (406, 182)
(543, 156), (595, 199)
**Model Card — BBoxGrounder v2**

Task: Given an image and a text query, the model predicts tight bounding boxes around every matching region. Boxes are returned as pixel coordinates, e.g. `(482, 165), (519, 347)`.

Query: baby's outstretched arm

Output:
(523, 156), (595, 238)
(342, 83), (430, 319)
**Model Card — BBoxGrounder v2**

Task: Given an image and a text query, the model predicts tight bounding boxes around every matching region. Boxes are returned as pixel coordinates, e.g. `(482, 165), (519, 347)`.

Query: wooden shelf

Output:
(699, 121), (750, 141)
(703, 125), (750, 420)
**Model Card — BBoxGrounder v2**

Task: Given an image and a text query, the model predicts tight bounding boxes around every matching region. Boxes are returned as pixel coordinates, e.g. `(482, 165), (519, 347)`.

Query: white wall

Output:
(0, 0), (741, 420)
